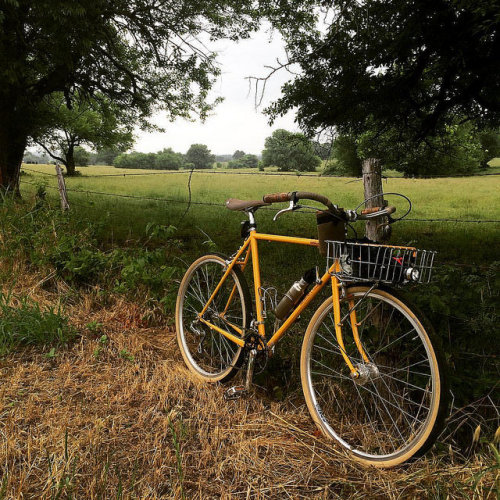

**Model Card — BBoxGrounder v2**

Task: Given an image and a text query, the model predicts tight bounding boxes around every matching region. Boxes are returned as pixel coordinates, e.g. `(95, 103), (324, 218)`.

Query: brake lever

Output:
(273, 200), (296, 221)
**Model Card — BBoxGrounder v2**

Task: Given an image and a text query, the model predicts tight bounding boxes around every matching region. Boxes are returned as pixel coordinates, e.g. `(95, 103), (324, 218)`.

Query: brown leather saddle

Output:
(225, 198), (270, 212)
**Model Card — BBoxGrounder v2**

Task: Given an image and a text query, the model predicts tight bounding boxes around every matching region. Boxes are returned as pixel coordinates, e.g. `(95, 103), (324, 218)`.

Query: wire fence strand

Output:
(21, 167), (500, 180)
(19, 178), (500, 224)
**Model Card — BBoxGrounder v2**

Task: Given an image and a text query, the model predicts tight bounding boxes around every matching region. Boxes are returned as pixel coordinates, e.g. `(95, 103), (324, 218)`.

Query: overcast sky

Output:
(135, 28), (300, 156)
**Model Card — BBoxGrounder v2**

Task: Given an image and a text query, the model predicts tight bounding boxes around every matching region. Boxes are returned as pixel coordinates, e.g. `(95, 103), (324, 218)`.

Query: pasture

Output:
(0, 164), (497, 498)
(20, 164), (500, 264)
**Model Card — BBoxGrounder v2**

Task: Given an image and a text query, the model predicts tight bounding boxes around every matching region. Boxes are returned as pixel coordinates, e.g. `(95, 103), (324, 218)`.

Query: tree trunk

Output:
(65, 144), (76, 176)
(0, 106), (27, 195)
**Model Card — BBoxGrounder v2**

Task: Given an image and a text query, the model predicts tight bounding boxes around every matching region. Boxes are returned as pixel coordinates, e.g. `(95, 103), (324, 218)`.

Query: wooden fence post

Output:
(55, 163), (70, 211)
(362, 158), (390, 242)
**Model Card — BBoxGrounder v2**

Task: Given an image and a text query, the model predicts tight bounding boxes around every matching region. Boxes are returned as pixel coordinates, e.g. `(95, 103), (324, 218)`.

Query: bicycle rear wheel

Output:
(301, 286), (446, 467)
(176, 254), (251, 383)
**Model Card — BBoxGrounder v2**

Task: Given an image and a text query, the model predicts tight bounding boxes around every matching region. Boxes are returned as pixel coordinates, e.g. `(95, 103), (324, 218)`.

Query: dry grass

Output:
(0, 273), (498, 499)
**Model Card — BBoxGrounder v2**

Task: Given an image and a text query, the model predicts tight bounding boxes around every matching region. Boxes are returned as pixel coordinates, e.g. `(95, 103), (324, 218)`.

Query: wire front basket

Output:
(326, 240), (436, 285)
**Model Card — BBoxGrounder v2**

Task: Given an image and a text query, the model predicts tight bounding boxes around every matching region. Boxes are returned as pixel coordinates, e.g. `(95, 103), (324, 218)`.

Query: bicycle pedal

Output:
(224, 385), (247, 400)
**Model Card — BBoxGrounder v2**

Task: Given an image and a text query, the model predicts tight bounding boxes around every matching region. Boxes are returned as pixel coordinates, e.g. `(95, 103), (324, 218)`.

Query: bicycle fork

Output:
(331, 275), (373, 379)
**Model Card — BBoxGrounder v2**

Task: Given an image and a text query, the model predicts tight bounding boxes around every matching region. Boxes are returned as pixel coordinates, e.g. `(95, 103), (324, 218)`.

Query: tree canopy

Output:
(326, 123), (500, 177)
(0, 0), (316, 190)
(232, 150), (246, 160)
(185, 144), (216, 169)
(33, 93), (133, 175)
(228, 154), (259, 169)
(325, 136), (362, 177)
(93, 148), (125, 166)
(268, 0), (500, 142)
(262, 129), (321, 172)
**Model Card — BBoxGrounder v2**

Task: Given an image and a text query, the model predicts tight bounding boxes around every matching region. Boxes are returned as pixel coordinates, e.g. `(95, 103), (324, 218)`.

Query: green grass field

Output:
(21, 164), (500, 266)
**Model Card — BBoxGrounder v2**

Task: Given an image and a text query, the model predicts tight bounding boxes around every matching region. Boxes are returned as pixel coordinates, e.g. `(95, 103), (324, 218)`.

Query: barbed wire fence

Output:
(19, 169), (500, 225)
(21, 166), (500, 180)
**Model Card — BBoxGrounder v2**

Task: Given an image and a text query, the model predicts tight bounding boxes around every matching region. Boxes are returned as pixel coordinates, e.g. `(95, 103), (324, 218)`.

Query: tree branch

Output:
(34, 141), (66, 166)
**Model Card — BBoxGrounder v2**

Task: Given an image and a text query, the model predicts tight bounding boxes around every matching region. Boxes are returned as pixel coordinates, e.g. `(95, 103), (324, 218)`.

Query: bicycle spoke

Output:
(311, 370), (350, 381)
(374, 368), (417, 433)
(311, 358), (351, 380)
(357, 382), (425, 425)
(371, 326), (417, 358)
(352, 381), (391, 452)
(378, 370), (432, 394)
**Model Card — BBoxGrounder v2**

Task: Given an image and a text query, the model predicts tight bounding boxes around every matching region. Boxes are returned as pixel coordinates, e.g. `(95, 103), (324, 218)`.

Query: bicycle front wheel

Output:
(301, 286), (446, 467)
(176, 254), (251, 383)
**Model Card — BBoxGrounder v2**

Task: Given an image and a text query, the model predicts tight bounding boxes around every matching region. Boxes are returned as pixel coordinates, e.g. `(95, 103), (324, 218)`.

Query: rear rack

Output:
(326, 240), (436, 284)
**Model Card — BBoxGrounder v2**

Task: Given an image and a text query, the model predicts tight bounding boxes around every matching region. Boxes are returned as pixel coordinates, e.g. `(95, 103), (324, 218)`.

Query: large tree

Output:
(32, 93), (133, 175)
(267, 0), (500, 144)
(0, 0), (316, 192)
(262, 129), (321, 172)
(185, 144), (216, 169)
(232, 150), (246, 160)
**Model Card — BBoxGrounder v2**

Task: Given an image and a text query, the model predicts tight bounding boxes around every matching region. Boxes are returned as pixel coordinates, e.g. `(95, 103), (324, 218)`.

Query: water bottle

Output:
(274, 269), (315, 320)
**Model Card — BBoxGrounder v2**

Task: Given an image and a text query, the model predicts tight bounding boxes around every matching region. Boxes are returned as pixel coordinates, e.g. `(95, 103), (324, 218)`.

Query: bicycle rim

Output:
(301, 287), (442, 466)
(176, 255), (250, 382)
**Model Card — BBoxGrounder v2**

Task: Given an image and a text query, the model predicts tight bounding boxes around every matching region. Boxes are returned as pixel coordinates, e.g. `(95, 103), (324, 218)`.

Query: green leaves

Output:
(32, 92), (135, 172)
(228, 154), (259, 169)
(185, 144), (215, 170)
(262, 129), (321, 172)
(268, 0), (500, 143)
(1, 0), (319, 187)
(114, 149), (185, 170)
(1, 0), (317, 129)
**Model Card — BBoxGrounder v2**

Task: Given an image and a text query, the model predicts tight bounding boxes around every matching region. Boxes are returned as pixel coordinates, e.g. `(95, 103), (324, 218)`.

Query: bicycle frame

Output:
(197, 230), (366, 375)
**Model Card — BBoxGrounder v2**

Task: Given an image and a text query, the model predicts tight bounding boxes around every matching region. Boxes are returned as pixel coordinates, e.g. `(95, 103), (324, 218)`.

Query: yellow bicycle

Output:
(175, 191), (447, 467)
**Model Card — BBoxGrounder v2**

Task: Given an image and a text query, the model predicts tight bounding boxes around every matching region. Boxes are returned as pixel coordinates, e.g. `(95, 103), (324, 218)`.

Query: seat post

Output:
(247, 210), (257, 231)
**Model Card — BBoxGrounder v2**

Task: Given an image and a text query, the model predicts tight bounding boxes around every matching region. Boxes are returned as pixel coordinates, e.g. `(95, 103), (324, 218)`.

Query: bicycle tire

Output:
(301, 286), (447, 467)
(176, 254), (252, 383)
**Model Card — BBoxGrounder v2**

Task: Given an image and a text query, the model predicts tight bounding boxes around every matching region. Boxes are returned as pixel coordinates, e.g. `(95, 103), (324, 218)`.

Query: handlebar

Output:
(262, 191), (396, 221)
(263, 191), (341, 215)
(262, 192), (290, 204)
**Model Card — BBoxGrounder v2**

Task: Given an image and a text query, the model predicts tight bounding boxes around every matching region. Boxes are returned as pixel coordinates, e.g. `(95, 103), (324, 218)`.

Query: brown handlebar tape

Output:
(360, 206), (396, 215)
(295, 191), (331, 208)
(263, 191), (340, 215)
(262, 192), (291, 203)
(361, 206), (383, 215)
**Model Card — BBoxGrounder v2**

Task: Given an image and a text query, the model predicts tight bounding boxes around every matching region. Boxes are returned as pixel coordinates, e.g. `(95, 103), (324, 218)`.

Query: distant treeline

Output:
(114, 149), (186, 170)
(24, 125), (500, 177)
(113, 148), (261, 170)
